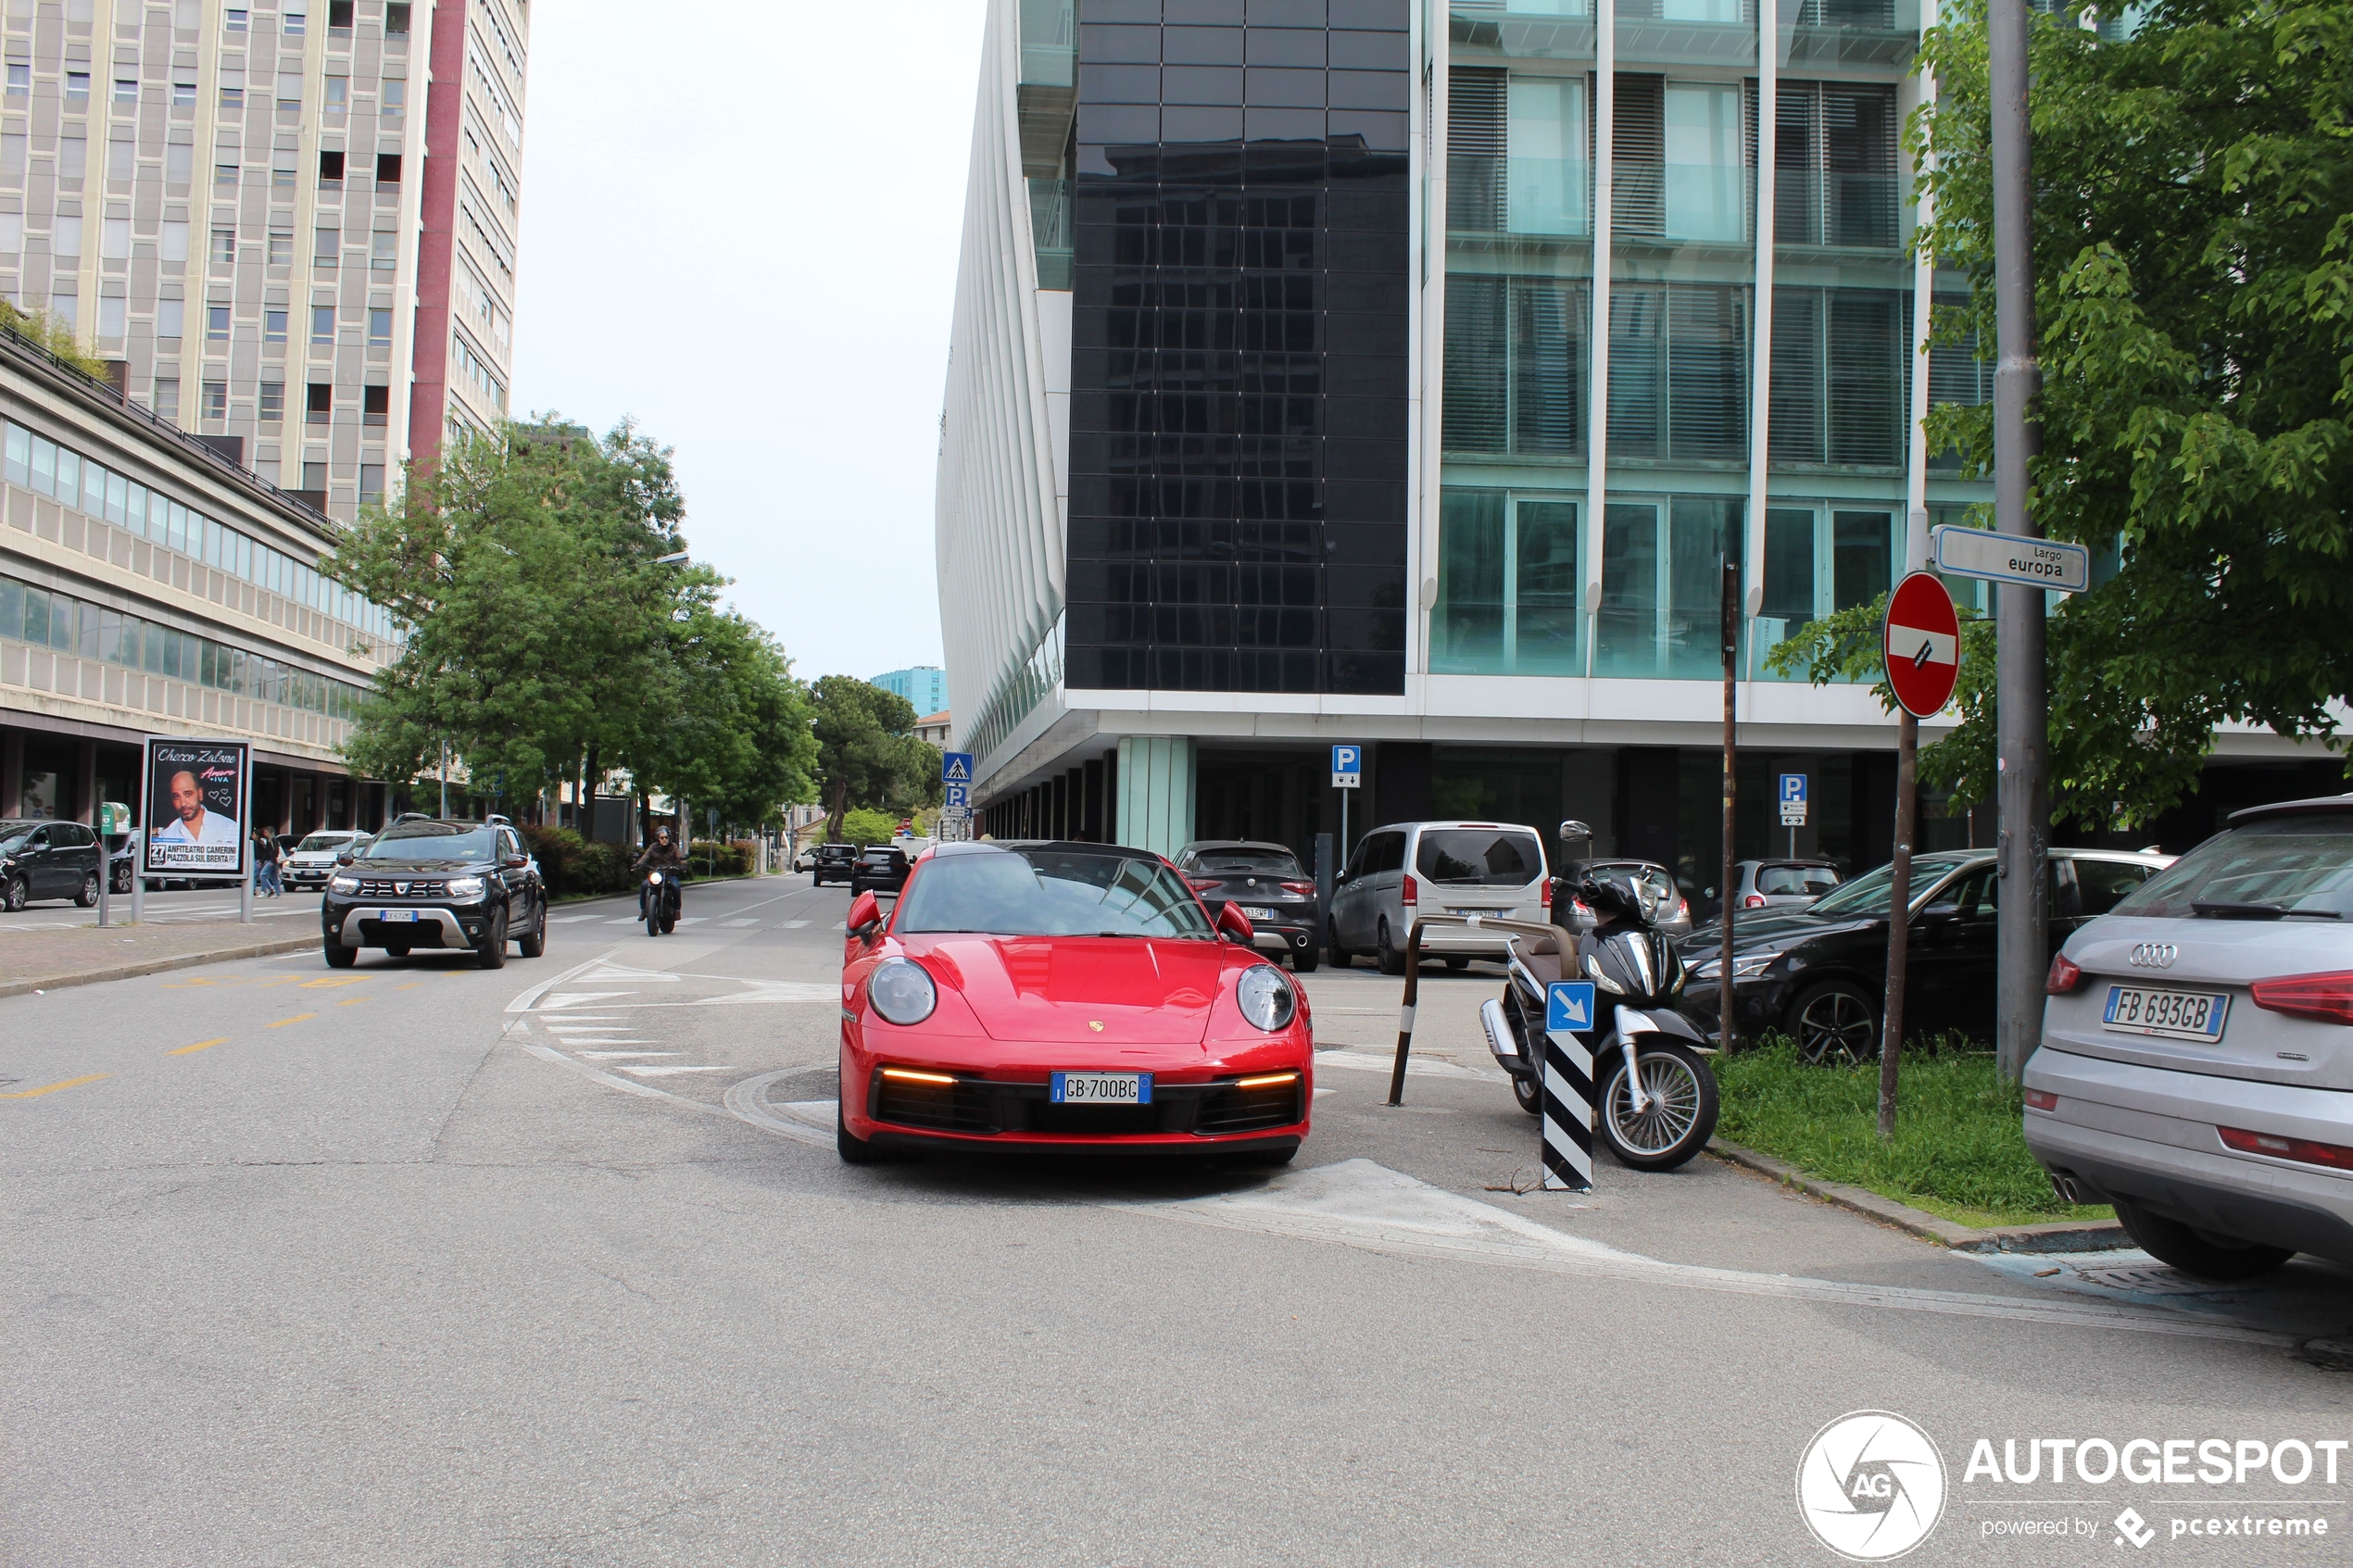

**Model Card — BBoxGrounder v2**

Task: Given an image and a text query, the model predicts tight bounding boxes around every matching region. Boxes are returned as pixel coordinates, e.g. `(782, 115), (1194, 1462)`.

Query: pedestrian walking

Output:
(253, 827), (283, 897)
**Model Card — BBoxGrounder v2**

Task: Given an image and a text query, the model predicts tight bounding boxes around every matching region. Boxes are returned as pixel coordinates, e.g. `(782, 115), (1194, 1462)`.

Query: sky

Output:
(510, 0), (987, 691)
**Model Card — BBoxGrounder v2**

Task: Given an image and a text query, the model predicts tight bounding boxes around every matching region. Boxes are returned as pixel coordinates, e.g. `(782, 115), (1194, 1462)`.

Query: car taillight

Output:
(2022, 1088), (2057, 1111)
(2249, 971), (2353, 1025)
(1742, 893), (1767, 909)
(2045, 953), (2084, 995)
(1184, 875), (1219, 892)
(1401, 873), (1418, 907)
(1570, 899), (1592, 922)
(1280, 881), (1315, 898)
(2219, 1125), (2353, 1172)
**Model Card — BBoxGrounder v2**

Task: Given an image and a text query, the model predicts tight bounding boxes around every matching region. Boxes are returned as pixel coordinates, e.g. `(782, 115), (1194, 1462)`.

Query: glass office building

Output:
(937, 0), (2253, 884)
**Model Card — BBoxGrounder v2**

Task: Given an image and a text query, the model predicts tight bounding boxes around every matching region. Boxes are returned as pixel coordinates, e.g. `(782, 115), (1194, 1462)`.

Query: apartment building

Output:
(0, 0), (526, 521)
(0, 320), (402, 836)
(871, 664), (950, 717)
(937, 0), (2322, 884)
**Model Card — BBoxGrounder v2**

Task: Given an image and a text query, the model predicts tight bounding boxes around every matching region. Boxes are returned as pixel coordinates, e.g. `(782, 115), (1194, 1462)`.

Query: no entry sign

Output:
(1882, 572), (1961, 718)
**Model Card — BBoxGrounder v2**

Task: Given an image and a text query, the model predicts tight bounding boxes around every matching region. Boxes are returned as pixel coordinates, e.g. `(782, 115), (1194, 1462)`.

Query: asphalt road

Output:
(6, 872), (2351, 1566)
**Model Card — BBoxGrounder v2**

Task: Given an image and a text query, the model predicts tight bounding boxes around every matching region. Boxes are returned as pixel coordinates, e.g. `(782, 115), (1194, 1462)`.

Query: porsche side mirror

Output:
(847, 889), (884, 939)
(1216, 901), (1255, 944)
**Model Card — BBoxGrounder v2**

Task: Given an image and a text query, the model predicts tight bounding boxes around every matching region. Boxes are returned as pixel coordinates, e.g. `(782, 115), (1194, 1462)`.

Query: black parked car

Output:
(811, 843), (858, 886)
(321, 816), (547, 970)
(849, 844), (912, 897)
(1679, 847), (2172, 1062)
(1173, 839), (1321, 972)
(0, 818), (104, 909)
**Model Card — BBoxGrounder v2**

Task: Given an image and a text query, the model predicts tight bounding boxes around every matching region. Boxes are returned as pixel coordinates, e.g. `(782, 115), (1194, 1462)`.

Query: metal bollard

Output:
(1541, 982), (1598, 1193)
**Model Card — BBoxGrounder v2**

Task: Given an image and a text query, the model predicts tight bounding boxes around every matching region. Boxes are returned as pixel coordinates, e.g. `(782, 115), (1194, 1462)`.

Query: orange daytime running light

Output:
(880, 1068), (958, 1085)
(1235, 1072), (1301, 1089)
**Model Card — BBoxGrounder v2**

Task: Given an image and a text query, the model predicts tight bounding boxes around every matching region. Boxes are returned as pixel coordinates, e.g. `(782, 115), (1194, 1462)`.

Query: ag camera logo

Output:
(1797, 1411), (1948, 1561)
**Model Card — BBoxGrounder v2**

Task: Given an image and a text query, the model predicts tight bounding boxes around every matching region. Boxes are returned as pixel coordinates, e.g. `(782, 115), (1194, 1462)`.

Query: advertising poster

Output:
(143, 738), (249, 875)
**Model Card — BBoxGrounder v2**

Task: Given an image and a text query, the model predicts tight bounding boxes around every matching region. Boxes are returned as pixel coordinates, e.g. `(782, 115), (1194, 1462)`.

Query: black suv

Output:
(0, 818), (104, 909)
(1173, 839), (1321, 972)
(811, 843), (858, 886)
(321, 816), (547, 970)
(849, 844), (912, 897)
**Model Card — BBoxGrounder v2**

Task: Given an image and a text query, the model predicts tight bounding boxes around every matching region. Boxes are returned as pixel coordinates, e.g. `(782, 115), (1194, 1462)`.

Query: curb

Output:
(1708, 1137), (2130, 1255)
(0, 933), (323, 1002)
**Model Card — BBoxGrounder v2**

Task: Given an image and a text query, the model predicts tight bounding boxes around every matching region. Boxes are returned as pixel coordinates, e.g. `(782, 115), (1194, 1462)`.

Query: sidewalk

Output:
(0, 920), (320, 1001)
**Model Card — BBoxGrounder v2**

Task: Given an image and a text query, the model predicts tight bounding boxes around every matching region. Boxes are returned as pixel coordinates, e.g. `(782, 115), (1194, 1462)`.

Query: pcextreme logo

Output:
(1797, 1411), (1950, 1562)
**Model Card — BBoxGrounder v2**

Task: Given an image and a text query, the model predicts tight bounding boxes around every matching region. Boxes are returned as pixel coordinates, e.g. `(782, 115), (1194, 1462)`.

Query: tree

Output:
(807, 675), (940, 842)
(330, 417), (815, 827)
(1779, 0), (2353, 829)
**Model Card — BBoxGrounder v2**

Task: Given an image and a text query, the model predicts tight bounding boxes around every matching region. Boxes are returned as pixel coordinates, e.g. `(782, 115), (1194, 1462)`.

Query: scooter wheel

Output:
(1599, 1039), (1718, 1172)
(1511, 1071), (1541, 1116)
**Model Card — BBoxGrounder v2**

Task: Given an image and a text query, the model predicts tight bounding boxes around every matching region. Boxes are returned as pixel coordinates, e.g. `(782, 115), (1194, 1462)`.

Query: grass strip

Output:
(1716, 1038), (2112, 1226)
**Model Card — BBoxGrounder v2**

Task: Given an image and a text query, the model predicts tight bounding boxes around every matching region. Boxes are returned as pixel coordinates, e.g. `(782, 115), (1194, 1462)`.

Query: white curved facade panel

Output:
(935, 0), (1063, 784)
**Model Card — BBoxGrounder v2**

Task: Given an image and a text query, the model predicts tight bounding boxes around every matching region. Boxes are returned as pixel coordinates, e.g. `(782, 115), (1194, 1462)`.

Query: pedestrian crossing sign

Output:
(941, 752), (974, 784)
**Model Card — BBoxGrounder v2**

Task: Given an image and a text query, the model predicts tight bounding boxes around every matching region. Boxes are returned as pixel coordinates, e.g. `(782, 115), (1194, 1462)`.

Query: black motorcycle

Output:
(642, 867), (681, 936)
(1478, 822), (1720, 1171)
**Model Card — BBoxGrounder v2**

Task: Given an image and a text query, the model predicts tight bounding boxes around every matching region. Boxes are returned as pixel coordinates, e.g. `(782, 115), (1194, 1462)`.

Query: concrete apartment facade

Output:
(936, 0), (2321, 888)
(0, 322), (402, 837)
(0, 0), (526, 521)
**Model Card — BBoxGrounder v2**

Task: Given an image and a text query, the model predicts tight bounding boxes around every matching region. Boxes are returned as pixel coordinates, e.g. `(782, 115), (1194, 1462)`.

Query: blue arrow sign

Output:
(941, 751), (974, 785)
(1546, 981), (1597, 1034)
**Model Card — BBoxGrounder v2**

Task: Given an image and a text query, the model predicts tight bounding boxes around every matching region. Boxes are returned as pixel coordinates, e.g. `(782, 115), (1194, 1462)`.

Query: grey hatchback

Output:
(2028, 794), (2353, 1278)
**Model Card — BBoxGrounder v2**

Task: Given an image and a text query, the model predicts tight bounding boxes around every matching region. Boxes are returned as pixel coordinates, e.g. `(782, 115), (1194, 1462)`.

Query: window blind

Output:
(1443, 273), (1508, 452)
(1448, 68), (1506, 233)
(1613, 75), (1667, 239)
(1511, 278), (1587, 455)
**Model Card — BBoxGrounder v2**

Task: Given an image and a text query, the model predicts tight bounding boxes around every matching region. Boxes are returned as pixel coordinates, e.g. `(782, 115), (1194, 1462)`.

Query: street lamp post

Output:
(1991, 0), (2047, 1084)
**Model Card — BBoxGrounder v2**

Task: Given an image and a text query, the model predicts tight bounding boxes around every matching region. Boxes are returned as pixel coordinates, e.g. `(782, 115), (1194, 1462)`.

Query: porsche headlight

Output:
(329, 872), (359, 894)
(868, 958), (937, 1026)
(444, 876), (485, 901)
(1236, 964), (1296, 1032)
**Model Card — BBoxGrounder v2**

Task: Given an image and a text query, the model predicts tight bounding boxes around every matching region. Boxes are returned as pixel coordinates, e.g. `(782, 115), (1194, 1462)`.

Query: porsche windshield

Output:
(896, 847), (1215, 938)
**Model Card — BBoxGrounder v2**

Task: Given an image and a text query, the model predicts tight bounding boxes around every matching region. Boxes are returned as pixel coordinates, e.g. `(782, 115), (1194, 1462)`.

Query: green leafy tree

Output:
(1777, 0), (2353, 830)
(808, 675), (940, 841)
(330, 418), (722, 818)
(838, 808), (902, 848)
(626, 605), (818, 830)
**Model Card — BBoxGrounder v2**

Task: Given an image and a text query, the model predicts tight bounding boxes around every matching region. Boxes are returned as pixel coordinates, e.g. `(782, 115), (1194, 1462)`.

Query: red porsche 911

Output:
(836, 840), (1314, 1164)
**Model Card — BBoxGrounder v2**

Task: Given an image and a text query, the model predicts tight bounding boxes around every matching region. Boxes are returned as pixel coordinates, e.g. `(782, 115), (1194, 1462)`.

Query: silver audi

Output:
(2027, 793), (2353, 1279)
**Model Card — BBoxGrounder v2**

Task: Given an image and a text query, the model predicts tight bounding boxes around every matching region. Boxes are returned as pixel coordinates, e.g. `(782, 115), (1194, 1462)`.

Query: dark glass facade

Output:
(1063, 0), (1413, 696)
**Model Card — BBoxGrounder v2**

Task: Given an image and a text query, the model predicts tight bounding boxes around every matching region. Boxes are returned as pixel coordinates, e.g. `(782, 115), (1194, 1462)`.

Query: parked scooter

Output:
(642, 867), (681, 936)
(1479, 821), (1720, 1171)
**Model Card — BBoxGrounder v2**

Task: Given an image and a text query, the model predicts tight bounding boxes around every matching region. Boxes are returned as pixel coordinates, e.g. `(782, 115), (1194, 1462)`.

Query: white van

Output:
(1328, 821), (1550, 973)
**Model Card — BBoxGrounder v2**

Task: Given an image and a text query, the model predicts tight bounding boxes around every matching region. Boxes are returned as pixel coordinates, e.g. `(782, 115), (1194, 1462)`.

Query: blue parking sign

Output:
(1780, 773), (1806, 805)
(1546, 981), (1598, 1034)
(944, 783), (969, 809)
(1331, 744), (1361, 788)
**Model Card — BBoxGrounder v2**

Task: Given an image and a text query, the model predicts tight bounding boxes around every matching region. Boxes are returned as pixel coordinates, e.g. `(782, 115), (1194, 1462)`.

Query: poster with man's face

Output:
(145, 739), (248, 873)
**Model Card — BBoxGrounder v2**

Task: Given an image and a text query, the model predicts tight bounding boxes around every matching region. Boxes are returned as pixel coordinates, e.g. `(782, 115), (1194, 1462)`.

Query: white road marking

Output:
(1315, 1048), (1498, 1081)
(720, 1072), (832, 1146)
(785, 921), (812, 929)
(614, 1063), (729, 1077)
(603, 918), (641, 925)
(1313, 1088), (1336, 1100)
(1114, 1160), (2293, 1348)
(576, 1049), (673, 1059)
(721, 918), (760, 927)
(548, 913), (606, 923)
(540, 992), (639, 1010)
(687, 981), (838, 1006)
(677, 917), (707, 926)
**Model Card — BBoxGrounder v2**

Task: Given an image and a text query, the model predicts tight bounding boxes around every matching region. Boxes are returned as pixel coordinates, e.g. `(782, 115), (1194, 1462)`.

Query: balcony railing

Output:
(1453, 155), (1756, 245)
(1773, 170), (1905, 250)
(1018, 0), (1074, 88)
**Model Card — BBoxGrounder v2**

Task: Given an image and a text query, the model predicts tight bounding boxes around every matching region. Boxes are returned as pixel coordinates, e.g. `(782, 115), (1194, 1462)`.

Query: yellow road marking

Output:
(395, 982), (423, 991)
(336, 997), (372, 1007)
(2, 1073), (108, 1099)
(300, 976), (370, 989)
(168, 1037), (231, 1056)
(265, 1012), (318, 1028)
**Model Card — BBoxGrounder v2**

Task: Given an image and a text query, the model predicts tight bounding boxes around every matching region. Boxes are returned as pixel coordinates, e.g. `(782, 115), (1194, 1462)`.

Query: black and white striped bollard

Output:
(1542, 981), (1597, 1193)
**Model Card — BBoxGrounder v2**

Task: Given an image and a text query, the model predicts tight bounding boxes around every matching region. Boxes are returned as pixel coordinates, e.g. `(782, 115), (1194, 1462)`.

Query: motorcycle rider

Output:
(633, 825), (684, 922)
